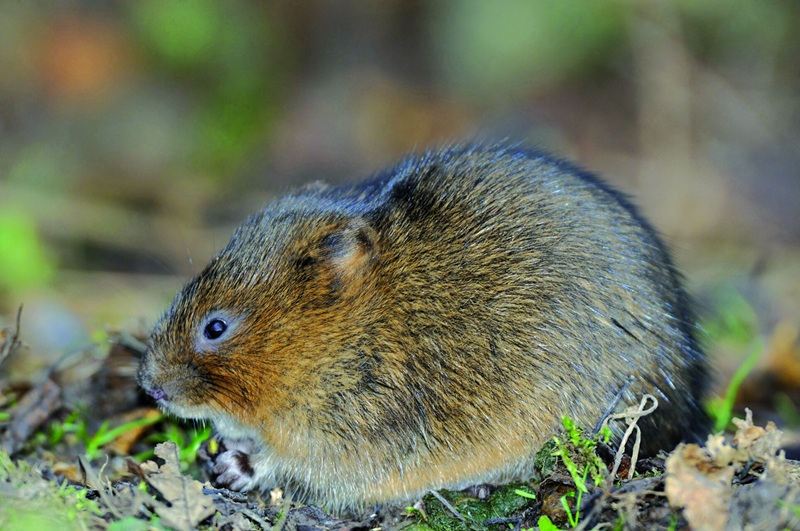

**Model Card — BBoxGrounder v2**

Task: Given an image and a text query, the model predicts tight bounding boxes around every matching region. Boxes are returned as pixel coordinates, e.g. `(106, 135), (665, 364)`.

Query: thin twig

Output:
(0, 305), (23, 367)
(604, 395), (659, 480)
(428, 490), (466, 521)
(592, 375), (634, 437)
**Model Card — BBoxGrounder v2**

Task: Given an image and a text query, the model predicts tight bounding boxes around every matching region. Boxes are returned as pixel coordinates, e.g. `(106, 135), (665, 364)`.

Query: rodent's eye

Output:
(195, 310), (241, 353)
(203, 318), (227, 340)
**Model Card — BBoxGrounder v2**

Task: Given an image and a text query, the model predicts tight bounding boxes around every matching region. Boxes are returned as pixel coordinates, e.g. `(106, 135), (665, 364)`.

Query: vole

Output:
(138, 143), (708, 511)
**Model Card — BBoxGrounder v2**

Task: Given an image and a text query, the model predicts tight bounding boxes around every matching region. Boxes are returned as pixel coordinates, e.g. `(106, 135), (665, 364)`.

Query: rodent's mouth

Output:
(141, 383), (178, 413)
(152, 397), (216, 423)
(145, 386), (168, 401)
(140, 379), (178, 409)
(139, 369), (214, 421)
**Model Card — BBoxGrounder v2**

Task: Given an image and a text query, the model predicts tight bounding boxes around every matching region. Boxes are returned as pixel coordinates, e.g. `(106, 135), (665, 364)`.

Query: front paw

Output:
(200, 438), (255, 492)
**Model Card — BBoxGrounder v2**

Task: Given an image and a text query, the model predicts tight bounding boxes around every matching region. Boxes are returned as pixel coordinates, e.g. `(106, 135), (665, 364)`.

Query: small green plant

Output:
(536, 515), (559, 531)
(553, 416), (608, 489)
(405, 505), (422, 515)
(702, 286), (764, 432)
(41, 409), (165, 460)
(140, 422), (212, 471)
(558, 468), (589, 528)
(45, 409), (84, 446)
(85, 415), (165, 459)
(776, 499), (800, 519)
(58, 482), (103, 522)
(404, 504), (428, 524)
(707, 340), (762, 432)
(513, 488), (536, 500)
(549, 416), (611, 528)
(668, 512), (678, 531)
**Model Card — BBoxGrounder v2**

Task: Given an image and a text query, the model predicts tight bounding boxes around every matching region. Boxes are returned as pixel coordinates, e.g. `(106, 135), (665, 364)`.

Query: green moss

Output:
(418, 482), (537, 530)
(534, 439), (559, 478)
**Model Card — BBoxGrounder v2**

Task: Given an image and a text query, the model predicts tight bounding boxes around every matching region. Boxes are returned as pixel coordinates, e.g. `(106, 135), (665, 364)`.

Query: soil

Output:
(1, 312), (800, 531)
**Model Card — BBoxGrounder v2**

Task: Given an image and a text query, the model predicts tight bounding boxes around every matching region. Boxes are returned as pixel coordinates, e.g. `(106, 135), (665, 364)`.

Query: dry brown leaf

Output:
(138, 459), (160, 475)
(731, 409), (791, 489)
(665, 443), (733, 531)
(106, 408), (162, 455)
(51, 461), (82, 483)
(142, 441), (216, 531)
(731, 409), (783, 462)
(696, 434), (737, 471)
(537, 472), (580, 526)
(666, 411), (789, 531)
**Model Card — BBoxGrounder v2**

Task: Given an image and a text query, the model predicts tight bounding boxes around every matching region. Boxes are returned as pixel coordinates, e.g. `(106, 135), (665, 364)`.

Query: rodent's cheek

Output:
(137, 354), (161, 392)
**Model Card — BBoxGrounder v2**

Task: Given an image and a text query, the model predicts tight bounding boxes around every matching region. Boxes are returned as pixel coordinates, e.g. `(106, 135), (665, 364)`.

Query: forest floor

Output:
(2, 309), (800, 531)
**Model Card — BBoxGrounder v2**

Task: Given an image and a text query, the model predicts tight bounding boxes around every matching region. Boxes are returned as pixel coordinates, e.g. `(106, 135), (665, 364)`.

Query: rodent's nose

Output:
(147, 387), (168, 401)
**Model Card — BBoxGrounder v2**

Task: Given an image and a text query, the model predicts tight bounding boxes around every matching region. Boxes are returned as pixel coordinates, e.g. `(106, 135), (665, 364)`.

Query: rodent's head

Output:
(138, 195), (380, 433)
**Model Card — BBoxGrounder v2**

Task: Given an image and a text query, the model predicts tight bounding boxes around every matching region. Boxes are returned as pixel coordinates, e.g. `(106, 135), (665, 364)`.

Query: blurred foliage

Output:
(707, 340), (763, 432)
(130, 0), (223, 69)
(677, 0), (796, 65)
(432, 0), (627, 98)
(0, 0), (798, 365)
(702, 287), (763, 430)
(703, 287), (760, 348)
(7, 143), (76, 190)
(0, 210), (54, 293)
(128, 0), (283, 174)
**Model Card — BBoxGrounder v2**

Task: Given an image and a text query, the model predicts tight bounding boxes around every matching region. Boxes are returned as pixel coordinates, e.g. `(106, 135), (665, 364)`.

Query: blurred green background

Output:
(1, 0), (799, 415)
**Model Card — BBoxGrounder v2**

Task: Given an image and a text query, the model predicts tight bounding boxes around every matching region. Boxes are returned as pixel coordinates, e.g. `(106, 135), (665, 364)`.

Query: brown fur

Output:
(138, 144), (708, 510)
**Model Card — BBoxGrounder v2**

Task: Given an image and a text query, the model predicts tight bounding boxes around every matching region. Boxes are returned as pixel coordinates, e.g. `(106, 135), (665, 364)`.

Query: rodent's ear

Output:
(321, 217), (379, 284)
